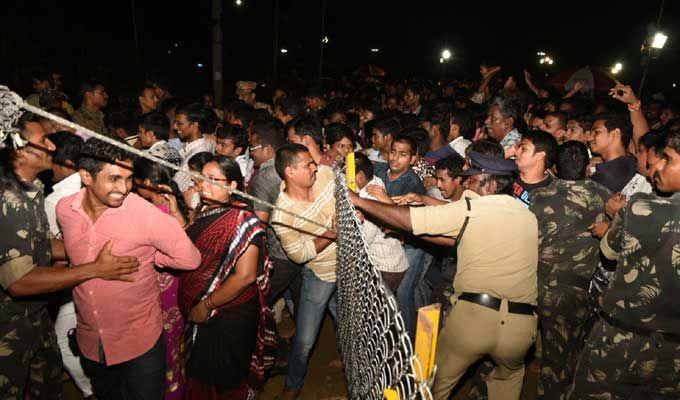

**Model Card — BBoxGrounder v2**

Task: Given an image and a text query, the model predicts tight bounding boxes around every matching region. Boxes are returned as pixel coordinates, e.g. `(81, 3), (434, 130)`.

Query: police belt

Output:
(599, 311), (680, 344)
(458, 292), (536, 316)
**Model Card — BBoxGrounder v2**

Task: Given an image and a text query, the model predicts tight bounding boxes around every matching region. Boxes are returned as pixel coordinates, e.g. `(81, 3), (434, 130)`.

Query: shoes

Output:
(276, 386), (301, 400)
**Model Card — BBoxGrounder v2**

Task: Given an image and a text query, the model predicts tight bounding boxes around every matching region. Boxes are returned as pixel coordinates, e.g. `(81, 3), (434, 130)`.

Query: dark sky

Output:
(2, 0), (679, 97)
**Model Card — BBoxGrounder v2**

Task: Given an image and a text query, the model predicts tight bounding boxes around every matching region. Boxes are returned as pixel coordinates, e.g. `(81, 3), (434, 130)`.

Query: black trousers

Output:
(81, 335), (165, 400)
(266, 256), (302, 313)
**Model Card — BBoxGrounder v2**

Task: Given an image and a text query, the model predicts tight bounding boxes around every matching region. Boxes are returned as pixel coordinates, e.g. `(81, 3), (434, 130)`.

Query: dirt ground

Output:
(63, 313), (538, 400)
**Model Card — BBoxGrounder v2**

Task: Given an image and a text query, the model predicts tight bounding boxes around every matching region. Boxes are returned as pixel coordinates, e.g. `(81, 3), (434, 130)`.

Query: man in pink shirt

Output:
(57, 139), (201, 400)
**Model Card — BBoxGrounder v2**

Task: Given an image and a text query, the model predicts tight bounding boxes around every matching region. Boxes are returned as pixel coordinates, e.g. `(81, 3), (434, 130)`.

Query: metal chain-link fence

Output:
(334, 166), (432, 400)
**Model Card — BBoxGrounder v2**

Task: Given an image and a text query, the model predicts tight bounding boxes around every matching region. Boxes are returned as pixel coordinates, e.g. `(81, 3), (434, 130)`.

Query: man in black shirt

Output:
(513, 130), (558, 207)
(588, 113), (639, 193)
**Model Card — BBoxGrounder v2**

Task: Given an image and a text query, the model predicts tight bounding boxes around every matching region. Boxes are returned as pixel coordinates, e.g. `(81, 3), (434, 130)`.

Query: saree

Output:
(179, 206), (277, 400)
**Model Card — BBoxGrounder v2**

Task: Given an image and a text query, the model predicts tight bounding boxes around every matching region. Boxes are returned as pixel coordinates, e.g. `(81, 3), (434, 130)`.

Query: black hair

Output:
(292, 115), (324, 147)
(49, 131), (84, 166)
(429, 102), (453, 142)
(78, 79), (106, 102)
(570, 113), (594, 132)
(276, 96), (305, 119)
(0, 112), (43, 192)
(345, 112), (360, 134)
(251, 119), (285, 150)
(556, 141), (590, 180)
(450, 109), (476, 141)
(521, 130), (558, 169)
(597, 113), (633, 148)
(216, 125), (248, 153)
(640, 130), (666, 156)
(406, 83), (425, 99)
(372, 117), (401, 138)
(206, 155), (244, 191)
(545, 111), (568, 129)
(666, 130), (680, 155)
(188, 151), (214, 172)
(275, 143), (309, 180)
(435, 153), (465, 178)
(354, 152), (374, 181)
(138, 83), (157, 98)
(140, 112), (170, 141)
(39, 89), (68, 110)
(324, 123), (355, 147)
(489, 174), (514, 195)
(466, 138), (503, 158)
(107, 108), (138, 136)
(133, 158), (189, 220)
(491, 92), (523, 126)
(398, 127), (429, 156)
(175, 103), (213, 133)
(78, 138), (136, 177)
(230, 102), (255, 129)
(31, 68), (52, 84)
(391, 134), (418, 155)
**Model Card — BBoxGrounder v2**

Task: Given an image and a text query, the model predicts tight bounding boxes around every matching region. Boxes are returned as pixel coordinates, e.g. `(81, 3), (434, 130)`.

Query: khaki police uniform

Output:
(410, 189), (538, 400)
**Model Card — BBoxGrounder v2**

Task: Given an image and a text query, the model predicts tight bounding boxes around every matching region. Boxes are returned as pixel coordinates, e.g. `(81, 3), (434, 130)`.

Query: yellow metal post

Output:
(346, 152), (357, 192)
(415, 303), (441, 382)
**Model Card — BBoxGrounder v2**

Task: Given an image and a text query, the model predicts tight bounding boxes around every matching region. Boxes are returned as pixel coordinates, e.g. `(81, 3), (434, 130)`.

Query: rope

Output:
(0, 85), (334, 233)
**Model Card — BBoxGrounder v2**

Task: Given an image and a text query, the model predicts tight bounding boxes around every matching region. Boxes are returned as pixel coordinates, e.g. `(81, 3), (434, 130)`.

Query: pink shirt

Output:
(57, 190), (201, 365)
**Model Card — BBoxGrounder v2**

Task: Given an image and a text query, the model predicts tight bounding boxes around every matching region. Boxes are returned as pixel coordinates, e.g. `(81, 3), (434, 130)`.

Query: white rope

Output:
(0, 85), (334, 233)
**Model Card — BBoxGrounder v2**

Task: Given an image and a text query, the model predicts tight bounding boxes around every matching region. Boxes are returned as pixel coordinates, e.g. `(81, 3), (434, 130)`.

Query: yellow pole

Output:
(346, 152), (357, 192)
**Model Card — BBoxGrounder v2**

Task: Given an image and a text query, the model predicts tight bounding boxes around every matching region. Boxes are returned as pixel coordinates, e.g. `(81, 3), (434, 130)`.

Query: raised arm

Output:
(610, 84), (649, 154)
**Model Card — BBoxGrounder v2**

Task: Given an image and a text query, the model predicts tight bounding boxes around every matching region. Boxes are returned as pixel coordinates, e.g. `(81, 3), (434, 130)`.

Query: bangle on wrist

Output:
(628, 100), (641, 112)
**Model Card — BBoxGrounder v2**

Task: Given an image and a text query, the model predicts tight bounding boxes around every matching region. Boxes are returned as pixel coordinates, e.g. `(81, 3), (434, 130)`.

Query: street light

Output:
(371, 48), (380, 53)
(611, 62), (623, 74)
(280, 48), (288, 54)
(322, 36), (329, 44)
(235, 0), (243, 5)
(441, 49), (452, 61)
(651, 32), (668, 49)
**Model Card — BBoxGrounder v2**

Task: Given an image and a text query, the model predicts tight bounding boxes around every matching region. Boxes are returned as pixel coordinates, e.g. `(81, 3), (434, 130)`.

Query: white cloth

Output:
(359, 176), (409, 273)
(54, 302), (93, 396)
(44, 173), (82, 237)
(174, 136), (216, 192)
(621, 173), (654, 197)
(449, 136), (472, 158)
(236, 152), (254, 186)
(44, 173), (92, 397)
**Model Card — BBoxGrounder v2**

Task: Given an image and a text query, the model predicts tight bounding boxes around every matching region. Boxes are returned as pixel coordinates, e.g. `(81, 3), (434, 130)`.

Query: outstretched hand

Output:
(609, 84), (638, 105)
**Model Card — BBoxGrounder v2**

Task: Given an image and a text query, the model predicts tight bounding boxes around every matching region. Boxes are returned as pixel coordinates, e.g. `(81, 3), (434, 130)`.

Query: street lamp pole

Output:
(272, 0), (280, 87)
(318, 0), (327, 80)
(211, 0), (224, 108)
(638, 0), (666, 97)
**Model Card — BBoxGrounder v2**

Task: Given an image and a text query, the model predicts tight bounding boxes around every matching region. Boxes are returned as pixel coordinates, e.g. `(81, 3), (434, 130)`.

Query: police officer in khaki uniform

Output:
(235, 81), (272, 114)
(350, 152), (538, 400)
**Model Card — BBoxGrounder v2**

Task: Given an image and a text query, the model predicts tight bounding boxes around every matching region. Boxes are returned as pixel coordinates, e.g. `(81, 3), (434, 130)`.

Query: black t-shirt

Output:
(513, 175), (553, 208)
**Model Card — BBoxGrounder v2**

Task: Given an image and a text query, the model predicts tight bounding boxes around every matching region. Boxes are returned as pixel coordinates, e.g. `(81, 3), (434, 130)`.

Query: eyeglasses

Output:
(249, 145), (263, 152)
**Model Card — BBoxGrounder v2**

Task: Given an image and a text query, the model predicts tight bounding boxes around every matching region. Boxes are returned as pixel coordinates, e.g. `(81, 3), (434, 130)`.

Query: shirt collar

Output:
(461, 189), (480, 200)
(23, 179), (44, 200)
(149, 140), (167, 151)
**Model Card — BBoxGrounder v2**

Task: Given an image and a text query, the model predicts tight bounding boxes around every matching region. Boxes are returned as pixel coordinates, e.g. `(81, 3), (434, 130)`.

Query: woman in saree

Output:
(133, 158), (190, 400)
(179, 155), (276, 400)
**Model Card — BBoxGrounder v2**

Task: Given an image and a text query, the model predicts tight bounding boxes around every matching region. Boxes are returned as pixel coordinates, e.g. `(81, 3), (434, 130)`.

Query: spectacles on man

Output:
(249, 145), (263, 152)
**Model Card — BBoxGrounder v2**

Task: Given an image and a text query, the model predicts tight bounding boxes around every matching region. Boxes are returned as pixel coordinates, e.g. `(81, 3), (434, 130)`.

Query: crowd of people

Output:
(1, 63), (680, 400)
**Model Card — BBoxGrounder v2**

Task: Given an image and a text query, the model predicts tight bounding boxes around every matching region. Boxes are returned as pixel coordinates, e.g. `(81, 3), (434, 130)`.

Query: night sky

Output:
(2, 0), (679, 98)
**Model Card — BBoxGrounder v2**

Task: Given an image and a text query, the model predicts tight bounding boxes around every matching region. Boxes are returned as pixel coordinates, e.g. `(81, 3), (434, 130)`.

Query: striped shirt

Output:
(271, 166), (337, 282)
(359, 177), (409, 273)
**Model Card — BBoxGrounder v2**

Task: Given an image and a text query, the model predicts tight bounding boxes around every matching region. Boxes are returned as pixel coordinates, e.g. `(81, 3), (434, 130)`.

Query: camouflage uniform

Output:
(567, 192), (680, 399)
(529, 179), (610, 399)
(0, 181), (62, 400)
(73, 105), (109, 136)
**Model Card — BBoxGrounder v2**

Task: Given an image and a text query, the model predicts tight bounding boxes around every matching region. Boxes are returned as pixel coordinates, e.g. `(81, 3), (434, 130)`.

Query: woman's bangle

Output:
(628, 100), (642, 112)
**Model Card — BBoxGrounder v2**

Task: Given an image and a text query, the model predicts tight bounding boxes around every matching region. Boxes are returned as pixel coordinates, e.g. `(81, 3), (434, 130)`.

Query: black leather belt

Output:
(599, 311), (680, 344)
(458, 292), (536, 316)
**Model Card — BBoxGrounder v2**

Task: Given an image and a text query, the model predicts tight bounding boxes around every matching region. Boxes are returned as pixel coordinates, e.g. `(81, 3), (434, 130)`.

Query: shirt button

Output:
(93, 310), (98, 315)
(88, 291), (94, 295)
(98, 329), (103, 334)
